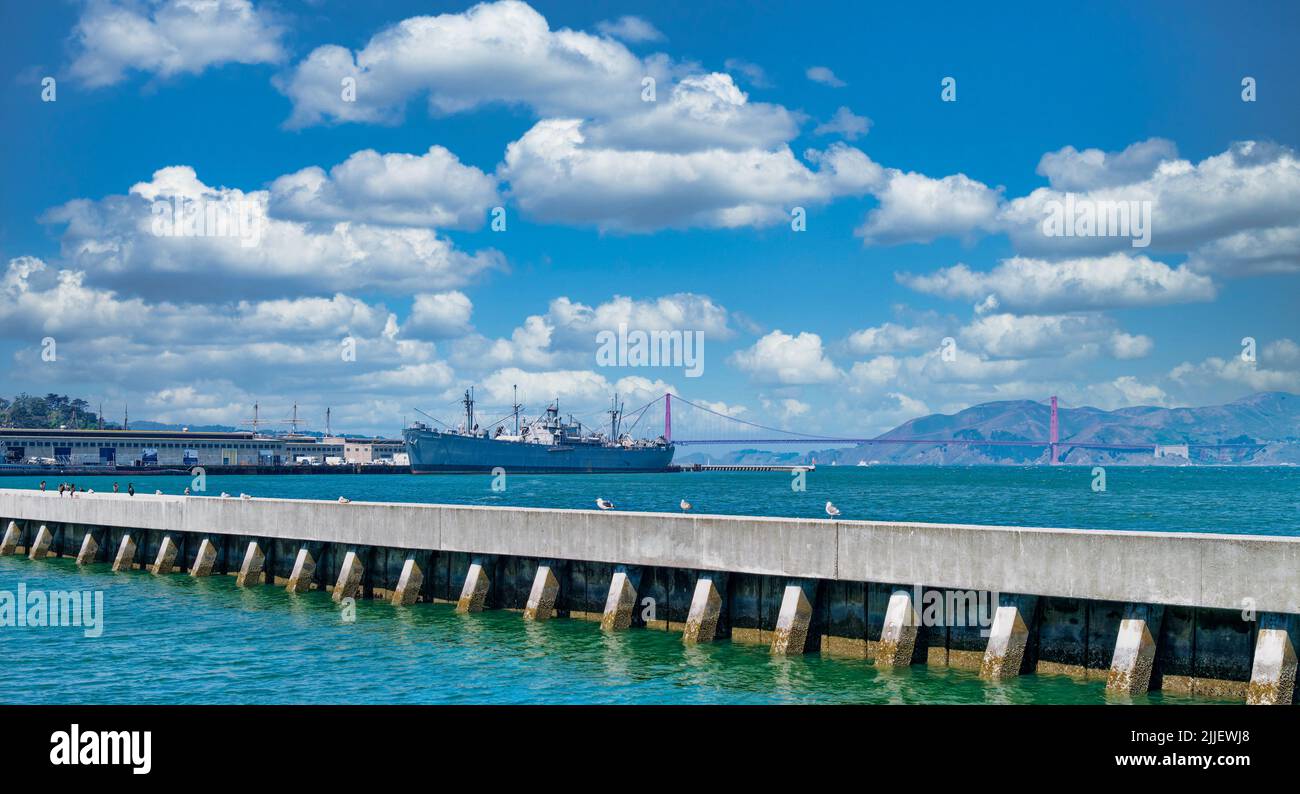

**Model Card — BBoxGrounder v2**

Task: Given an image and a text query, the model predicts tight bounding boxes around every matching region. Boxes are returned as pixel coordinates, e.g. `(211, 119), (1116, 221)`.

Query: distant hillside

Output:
(130, 421), (240, 433)
(686, 392), (1300, 467)
(0, 394), (114, 430)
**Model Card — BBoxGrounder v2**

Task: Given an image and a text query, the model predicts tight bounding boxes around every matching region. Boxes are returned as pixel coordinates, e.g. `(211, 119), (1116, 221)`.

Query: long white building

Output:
(0, 428), (401, 468)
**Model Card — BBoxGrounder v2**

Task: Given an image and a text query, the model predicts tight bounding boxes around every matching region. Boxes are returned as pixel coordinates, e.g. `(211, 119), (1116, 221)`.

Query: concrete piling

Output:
(981, 605), (1031, 679)
(28, 525), (53, 560)
(332, 550), (364, 602)
(1246, 623), (1296, 705)
(600, 571), (638, 631)
(0, 521), (20, 555)
(286, 548), (316, 593)
(523, 564), (560, 621)
(456, 562), (490, 613)
(236, 542), (265, 587)
(771, 584), (813, 655)
(877, 590), (920, 668)
(112, 534), (137, 572)
(391, 558), (423, 606)
(190, 538), (218, 577)
(152, 535), (179, 575)
(76, 532), (99, 566)
(1106, 612), (1158, 696)
(682, 577), (722, 644)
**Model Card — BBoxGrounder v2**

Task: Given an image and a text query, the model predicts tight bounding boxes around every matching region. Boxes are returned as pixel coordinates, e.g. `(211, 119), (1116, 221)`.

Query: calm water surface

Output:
(1, 467), (1291, 704)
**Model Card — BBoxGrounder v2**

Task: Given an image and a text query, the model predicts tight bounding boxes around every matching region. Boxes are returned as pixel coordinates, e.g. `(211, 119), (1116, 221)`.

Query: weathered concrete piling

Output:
(28, 524), (53, 561)
(877, 591), (920, 668)
(981, 605), (1031, 679)
(1, 489), (1296, 704)
(456, 562), (490, 613)
(76, 532), (99, 566)
(392, 558), (423, 606)
(682, 577), (722, 644)
(1106, 605), (1161, 696)
(152, 535), (178, 575)
(191, 538), (218, 577)
(237, 541), (265, 587)
(600, 571), (637, 631)
(771, 584), (813, 655)
(112, 534), (136, 572)
(286, 548), (316, 593)
(333, 551), (364, 602)
(1247, 619), (1297, 705)
(523, 565), (560, 621)
(1, 521), (20, 555)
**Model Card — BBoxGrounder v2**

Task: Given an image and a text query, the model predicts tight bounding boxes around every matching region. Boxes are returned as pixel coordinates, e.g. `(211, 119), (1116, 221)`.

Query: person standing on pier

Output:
(39, 481), (45, 492)
(127, 483), (135, 497)
(113, 482), (119, 493)
(58, 483), (66, 497)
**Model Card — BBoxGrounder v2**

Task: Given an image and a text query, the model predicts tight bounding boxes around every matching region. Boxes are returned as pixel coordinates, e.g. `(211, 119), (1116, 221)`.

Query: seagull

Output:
(680, 499), (692, 511)
(338, 496), (351, 504)
(595, 498), (614, 510)
(240, 493), (251, 500)
(825, 501), (841, 517)
(154, 490), (162, 495)
(220, 492), (230, 498)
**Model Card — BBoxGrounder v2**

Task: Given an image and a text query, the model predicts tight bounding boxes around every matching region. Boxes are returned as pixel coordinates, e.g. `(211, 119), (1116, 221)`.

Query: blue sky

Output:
(1, 0), (1297, 437)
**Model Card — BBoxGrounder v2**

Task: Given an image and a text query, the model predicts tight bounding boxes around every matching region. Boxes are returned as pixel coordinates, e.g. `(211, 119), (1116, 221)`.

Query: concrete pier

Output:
(600, 571), (637, 631)
(682, 577), (722, 644)
(286, 548), (316, 593)
(1, 489), (1296, 704)
(771, 584), (813, 655)
(332, 550), (364, 602)
(1247, 620), (1297, 705)
(236, 542), (265, 587)
(191, 538), (218, 577)
(28, 524), (53, 560)
(877, 591), (920, 668)
(1106, 606), (1160, 696)
(152, 535), (178, 575)
(980, 605), (1031, 679)
(111, 534), (136, 572)
(0, 520), (19, 555)
(76, 532), (99, 566)
(456, 562), (490, 613)
(523, 565), (559, 621)
(392, 558), (423, 606)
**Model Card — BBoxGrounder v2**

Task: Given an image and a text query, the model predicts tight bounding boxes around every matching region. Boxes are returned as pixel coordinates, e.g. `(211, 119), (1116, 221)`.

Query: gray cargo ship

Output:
(404, 390), (674, 474)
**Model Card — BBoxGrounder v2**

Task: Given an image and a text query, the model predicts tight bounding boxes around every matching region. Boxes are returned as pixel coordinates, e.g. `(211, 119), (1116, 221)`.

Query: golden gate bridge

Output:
(623, 394), (1268, 464)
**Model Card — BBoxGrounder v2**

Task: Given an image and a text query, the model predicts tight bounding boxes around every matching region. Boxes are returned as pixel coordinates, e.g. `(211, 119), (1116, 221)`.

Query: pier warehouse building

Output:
(0, 428), (402, 468)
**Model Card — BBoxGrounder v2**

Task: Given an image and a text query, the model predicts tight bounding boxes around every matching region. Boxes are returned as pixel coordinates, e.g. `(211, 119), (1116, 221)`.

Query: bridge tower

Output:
(665, 393), (672, 443)
(1049, 395), (1060, 465)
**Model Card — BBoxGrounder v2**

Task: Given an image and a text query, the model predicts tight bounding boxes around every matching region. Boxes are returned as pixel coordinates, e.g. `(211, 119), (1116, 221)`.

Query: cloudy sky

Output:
(1, 0), (1298, 437)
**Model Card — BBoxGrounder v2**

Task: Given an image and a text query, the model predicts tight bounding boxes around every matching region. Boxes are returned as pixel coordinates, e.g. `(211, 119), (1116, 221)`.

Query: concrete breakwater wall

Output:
(0, 489), (1296, 704)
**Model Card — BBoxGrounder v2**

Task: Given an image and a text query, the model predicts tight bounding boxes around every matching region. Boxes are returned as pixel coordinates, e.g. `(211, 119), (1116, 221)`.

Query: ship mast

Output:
(608, 393), (623, 439)
(513, 384), (520, 436)
(463, 388), (476, 433)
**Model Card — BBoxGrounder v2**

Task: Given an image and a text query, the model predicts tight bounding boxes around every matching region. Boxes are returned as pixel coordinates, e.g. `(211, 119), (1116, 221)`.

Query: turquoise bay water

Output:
(1, 467), (1293, 704)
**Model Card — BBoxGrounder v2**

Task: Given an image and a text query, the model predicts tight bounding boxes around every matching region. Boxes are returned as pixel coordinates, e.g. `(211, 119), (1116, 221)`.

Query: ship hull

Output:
(403, 429), (674, 474)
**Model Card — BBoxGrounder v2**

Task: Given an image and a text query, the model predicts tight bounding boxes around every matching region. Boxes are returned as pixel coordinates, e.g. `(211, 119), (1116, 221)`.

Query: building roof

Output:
(0, 428), (257, 441)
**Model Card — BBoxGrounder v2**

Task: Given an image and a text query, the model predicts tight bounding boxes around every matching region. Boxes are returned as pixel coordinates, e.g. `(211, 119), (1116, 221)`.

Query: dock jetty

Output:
(1, 488), (1295, 704)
